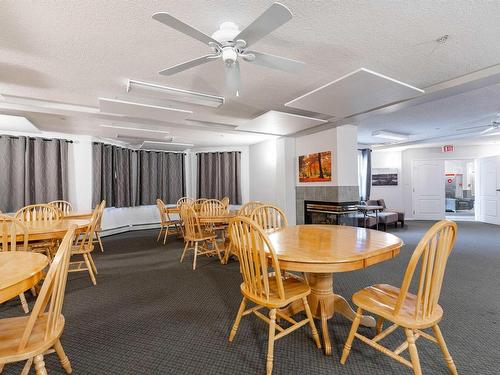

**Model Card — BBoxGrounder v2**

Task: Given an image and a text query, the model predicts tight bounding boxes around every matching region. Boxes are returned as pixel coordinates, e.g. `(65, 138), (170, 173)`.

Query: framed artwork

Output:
(298, 151), (332, 183)
(372, 168), (398, 186)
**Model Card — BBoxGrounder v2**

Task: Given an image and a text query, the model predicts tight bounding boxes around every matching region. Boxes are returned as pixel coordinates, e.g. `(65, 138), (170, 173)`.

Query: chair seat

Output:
(377, 212), (398, 224)
(352, 284), (443, 329)
(185, 230), (216, 241)
(0, 314), (64, 363)
(161, 220), (180, 226)
(71, 244), (93, 254)
(241, 275), (310, 309)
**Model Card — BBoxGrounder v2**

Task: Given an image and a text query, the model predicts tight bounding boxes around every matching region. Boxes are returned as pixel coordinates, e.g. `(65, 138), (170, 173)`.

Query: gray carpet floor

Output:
(1, 221), (499, 374)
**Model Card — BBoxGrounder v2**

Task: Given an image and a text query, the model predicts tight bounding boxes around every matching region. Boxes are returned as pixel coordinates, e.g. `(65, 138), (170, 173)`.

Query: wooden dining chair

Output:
(179, 204), (221, 270)
(176, 197), (195, 207)
(238, 201), (263, 217)
(0, 227), (75, 375)
(0, 214), (31, 313)
(251, 204), (288, 233)
(193, 198), (207, 212)
(92, 200), (106, 252)
(48, 200), (73, 216)
(228, 216), (321, 375)
(341, 220), (458, 375)
(221, 196), (230, 208)
(15, 204), (62, 260)
(68, 202), (103, 285)
(156, 199), (182, 244)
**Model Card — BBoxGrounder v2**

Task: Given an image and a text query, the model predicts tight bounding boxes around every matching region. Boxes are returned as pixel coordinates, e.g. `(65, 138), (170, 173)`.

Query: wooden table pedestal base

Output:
(281, 272), (376, 355)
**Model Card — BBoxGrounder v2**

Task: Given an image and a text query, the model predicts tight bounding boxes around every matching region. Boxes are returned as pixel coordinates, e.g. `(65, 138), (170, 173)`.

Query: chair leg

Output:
(54, 339), (72, 374)
(212, 238), (222, 263)
(83, 254), (97, 286)
(376, 316), (385, 335)
(97, 232), (104, 252)
(193, 242), (198, 270)
(229, 297), (247, 342)
(302, 297), (321, 348)
(432, 325), (458, 375)
(33, 355), (47, 375)
(180, 241), (189, 263)
(340, 307), (363, 364)
(87, 253), (98, 275)
(156, 226), (163, 242)
(163, 226), (169, 244)
(405, 328), (422, 375)
(19, 293), (29, 313)
(267, 309), (276, 375)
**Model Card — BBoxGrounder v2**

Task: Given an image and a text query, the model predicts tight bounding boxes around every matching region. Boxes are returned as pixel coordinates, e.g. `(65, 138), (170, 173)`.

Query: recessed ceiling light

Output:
(100, 124), (170, 134)
(372, 130), (410, 141)
(126, 80), (224, 108)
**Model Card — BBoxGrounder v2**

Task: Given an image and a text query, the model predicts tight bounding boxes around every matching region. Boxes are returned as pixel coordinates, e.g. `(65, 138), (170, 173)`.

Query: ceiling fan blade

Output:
(455, 123), (491, 131)
(225, 62), (242, 97)
(153, 12), (221, 47)
(245, 51), (305, 73)
(159, 54), (219, 76)
(480, 126), (495, 135)
(234, 3), (292, 48)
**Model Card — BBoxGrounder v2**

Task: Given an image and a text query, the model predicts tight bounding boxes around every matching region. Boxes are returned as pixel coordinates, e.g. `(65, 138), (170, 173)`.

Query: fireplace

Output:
(304, 200), (359, 225)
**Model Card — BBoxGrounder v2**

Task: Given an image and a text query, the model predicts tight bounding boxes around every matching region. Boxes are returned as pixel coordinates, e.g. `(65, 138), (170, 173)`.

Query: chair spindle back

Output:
(395, 220), (457, 320)
(220, 197), (230, 209)
(229, 216), (285, 302)
(177, 197), (195, 208)
(238, 201), (263, 217)
(15, 204), (62, 222)
(251, 204), (288, 232)
(200, 199), (226, 217)
(49, 200), (73, 215)
(74, 203), (102, 252)
(0, 214), (28, 252)
(180, 204), (202, 240)
(17, 227), (75, 350)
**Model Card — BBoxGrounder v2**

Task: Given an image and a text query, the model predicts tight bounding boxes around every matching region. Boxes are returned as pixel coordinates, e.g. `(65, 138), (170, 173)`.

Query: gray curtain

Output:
(0, 135), (69, 212)
(137, 150), (184, 205)
(197, 151), (242, 204)
(358, 148), (372, 202)
(93, 142), (185, 207)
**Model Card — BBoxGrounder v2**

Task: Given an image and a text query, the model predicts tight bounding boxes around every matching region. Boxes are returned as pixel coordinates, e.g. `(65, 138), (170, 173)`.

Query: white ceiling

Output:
(1, 1), (500, 149)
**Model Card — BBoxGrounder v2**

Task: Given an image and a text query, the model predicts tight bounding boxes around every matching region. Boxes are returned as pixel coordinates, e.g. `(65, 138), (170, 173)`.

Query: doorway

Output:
(445, 159), (475, 220)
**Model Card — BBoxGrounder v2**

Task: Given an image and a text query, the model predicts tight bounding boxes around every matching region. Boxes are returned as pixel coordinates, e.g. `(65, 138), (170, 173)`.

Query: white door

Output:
(412, 160), (445, 220)
(478, 156), (500, 225)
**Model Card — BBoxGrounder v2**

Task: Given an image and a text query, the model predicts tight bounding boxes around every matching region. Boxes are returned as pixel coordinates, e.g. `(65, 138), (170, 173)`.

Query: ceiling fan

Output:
(456, 114), (500, 135)
(152, 2), (305, 96)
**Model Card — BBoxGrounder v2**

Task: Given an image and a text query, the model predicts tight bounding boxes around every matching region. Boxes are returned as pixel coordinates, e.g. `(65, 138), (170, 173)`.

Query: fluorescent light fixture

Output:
(99, 98), (192, 122)
(141, 140), (193, 147)
(0, 114), (40, 133)
(100, 124), (170, 134)
(127, 80), (225, 108)
(372, 130), (409, 141)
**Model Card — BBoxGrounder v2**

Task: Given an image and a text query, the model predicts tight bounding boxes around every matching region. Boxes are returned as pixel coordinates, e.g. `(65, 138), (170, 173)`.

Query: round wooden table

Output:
(0, 252), (49, 304)
(268, 225), (404, 355)
(16, 219), (90, 241)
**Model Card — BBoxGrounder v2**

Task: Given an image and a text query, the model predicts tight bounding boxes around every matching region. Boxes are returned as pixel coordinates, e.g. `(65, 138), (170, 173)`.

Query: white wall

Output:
(295, 125), (358, 187)
(249, 137), (297, 224)
(371, 149), (404, 210)
(249, 139), (277, 202)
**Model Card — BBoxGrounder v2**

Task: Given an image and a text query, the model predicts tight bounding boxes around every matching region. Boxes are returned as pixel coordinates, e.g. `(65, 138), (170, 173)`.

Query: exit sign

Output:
(441, 145), (454, 153)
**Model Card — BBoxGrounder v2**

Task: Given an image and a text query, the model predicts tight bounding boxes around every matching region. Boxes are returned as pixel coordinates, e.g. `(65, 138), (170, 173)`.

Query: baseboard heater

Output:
(101, 222), (161, 237)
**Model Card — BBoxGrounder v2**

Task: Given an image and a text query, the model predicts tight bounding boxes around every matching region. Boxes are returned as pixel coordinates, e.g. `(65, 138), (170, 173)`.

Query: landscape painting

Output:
(298, 151), (332, 182)
(372, 168), (398, 186)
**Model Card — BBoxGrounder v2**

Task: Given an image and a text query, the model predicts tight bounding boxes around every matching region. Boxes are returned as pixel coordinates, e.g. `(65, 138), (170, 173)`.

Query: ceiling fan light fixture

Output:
(372, 130), (410, 141)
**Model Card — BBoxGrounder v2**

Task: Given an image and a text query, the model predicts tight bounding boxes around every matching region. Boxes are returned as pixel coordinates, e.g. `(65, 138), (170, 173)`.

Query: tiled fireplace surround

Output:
(295, 186), (359, 224)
